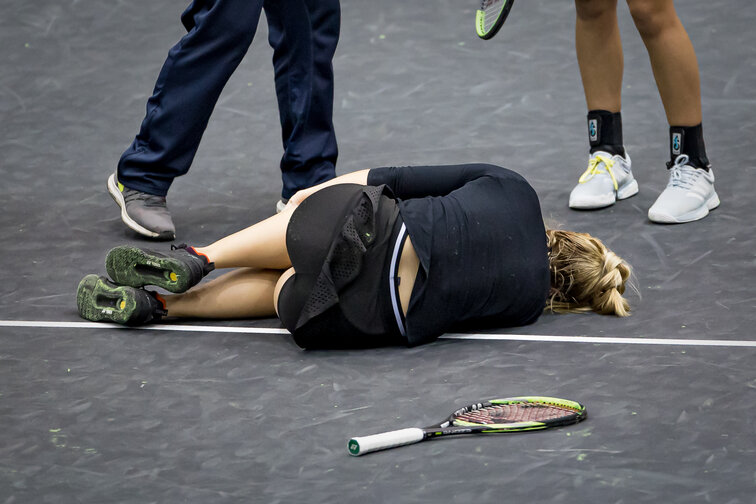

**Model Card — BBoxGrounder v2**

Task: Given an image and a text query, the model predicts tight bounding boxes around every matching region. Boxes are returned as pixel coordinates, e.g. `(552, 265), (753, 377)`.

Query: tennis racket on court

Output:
(348, 396), (586, 456)
(476, 0), (515, 40)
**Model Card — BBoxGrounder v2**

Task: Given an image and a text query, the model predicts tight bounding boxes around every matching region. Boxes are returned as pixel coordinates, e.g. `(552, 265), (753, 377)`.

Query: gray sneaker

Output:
(107, 173), (176, 240)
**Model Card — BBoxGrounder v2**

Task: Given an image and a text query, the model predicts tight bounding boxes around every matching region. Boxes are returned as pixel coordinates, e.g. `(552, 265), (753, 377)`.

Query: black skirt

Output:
(277, 184), (406, 349)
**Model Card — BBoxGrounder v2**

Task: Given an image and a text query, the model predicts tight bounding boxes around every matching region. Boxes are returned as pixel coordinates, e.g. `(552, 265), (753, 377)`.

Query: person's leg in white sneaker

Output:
(570, 2), (637, 210)
(568, 109), (638, 210)
(624, 0), (718, 222)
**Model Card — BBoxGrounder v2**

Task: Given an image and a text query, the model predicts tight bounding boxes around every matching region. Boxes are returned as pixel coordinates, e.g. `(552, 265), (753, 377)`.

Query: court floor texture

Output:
(1, 0), (755, 502)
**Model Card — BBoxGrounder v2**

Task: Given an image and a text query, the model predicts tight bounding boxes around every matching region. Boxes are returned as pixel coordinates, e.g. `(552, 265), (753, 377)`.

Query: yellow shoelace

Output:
(578, 154), (618, 190)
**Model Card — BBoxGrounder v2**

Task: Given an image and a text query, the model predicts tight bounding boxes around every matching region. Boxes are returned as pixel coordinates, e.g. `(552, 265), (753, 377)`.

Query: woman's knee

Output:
(627, 0), (675, 39)
(575, 0), (617, 22)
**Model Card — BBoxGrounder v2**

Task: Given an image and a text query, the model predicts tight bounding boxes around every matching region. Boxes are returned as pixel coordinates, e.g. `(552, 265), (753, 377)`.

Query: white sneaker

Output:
(647, 154), (720, 224)
(569, 151), (639, 209)
(276, 199), (288, 214)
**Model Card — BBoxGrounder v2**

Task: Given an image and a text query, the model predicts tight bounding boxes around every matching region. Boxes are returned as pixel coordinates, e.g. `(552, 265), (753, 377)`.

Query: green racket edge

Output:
(476, 0), (514, 40)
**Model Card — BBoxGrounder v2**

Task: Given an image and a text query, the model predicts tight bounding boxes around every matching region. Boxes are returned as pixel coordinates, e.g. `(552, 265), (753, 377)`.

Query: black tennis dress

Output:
(277, 163), (550, 349)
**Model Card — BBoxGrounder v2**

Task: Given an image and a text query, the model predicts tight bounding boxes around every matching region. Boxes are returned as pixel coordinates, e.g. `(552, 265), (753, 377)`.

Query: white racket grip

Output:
(348, 428), (425, 456)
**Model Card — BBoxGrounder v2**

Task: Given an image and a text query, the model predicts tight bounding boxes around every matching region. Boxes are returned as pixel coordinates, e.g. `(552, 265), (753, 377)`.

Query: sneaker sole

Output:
(648, 192), (720, 224)
(77, 274), (140, 325)
(107, 174), (175, 240)
(569, 179), (639, 210)
(105, 245), (194, 293)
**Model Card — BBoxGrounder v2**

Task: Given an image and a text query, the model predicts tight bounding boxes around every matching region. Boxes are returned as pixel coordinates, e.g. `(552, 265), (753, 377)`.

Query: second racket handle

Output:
(348, 428), (425, 456)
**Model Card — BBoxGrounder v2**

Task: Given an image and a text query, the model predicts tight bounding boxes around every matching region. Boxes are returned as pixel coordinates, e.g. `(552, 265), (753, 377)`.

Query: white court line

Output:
(1, 320), (754, 347)
(441, 333), (756, 347)
(0, 320), (288, 334)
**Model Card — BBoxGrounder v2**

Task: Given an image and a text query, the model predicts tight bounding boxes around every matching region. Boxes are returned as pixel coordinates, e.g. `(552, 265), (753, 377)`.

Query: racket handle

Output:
(348, 428), (425, 456)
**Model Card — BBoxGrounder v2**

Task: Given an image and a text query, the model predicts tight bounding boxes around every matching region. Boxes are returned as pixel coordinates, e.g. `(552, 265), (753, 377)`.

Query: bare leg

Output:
(191, 170), (372, 269)
(627, 0), (702, 126)
(194, 205), (295, 270)
(164, 268), (281, 319)
(575, 0), (623, 112)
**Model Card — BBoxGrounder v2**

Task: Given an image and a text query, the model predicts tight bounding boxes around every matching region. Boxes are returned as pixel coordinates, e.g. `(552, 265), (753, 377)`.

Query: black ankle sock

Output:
(587, 110), (625, 157)
(669, 124), (710, 170)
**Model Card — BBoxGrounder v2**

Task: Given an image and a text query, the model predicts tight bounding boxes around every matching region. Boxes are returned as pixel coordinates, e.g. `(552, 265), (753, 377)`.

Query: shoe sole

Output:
(107, 174), (175, 240)
(569, 179), (639, 210)
(77, 274), (140, 324)
(648, 192), (720, 224)
(106, 245), (194, 293)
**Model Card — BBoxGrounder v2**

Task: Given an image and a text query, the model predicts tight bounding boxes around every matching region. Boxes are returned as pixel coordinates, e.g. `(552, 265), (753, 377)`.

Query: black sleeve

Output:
(366, 164), (508, 199)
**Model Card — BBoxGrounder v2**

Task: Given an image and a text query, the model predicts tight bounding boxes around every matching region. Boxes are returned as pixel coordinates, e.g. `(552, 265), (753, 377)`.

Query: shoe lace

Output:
(123, 188), (167, 208)
(578, 154), (618, 190)
(667, 154), (698, 189)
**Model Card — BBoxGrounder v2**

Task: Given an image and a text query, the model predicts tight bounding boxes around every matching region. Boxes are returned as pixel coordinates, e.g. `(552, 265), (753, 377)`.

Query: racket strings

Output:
(480, 0), (506, 32)
(456, 404), (575, 424)
(480, 0), (503, 9)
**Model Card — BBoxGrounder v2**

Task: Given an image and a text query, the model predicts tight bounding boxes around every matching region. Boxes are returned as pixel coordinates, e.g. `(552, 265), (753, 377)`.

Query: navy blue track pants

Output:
(117, 0), (340, 199)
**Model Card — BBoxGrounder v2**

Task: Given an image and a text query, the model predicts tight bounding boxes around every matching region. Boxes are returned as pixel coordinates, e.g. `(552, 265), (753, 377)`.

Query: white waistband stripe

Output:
(388, 223), (408, 337)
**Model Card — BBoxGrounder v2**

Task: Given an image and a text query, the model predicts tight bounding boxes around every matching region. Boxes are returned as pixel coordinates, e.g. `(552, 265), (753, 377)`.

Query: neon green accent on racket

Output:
(476, 0), (515, 40)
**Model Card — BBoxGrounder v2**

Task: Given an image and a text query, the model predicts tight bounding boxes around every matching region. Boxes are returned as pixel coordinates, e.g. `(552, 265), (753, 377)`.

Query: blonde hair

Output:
(545, 229), (632, 317)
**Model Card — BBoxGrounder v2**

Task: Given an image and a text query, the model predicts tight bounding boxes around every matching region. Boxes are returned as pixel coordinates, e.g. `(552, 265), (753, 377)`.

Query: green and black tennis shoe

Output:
(77, 275), (167, 326)
(105, 244), (214, 293)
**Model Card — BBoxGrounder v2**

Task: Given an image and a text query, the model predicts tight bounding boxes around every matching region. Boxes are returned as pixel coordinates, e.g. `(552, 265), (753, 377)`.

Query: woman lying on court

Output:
(77, 163), (632, 348)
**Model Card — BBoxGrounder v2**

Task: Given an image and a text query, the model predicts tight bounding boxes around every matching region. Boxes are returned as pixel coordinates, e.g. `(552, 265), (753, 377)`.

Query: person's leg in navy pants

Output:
(113, 0), (340, 239)
(264, 0), (340, 200)
(117, 0), (265, 196)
